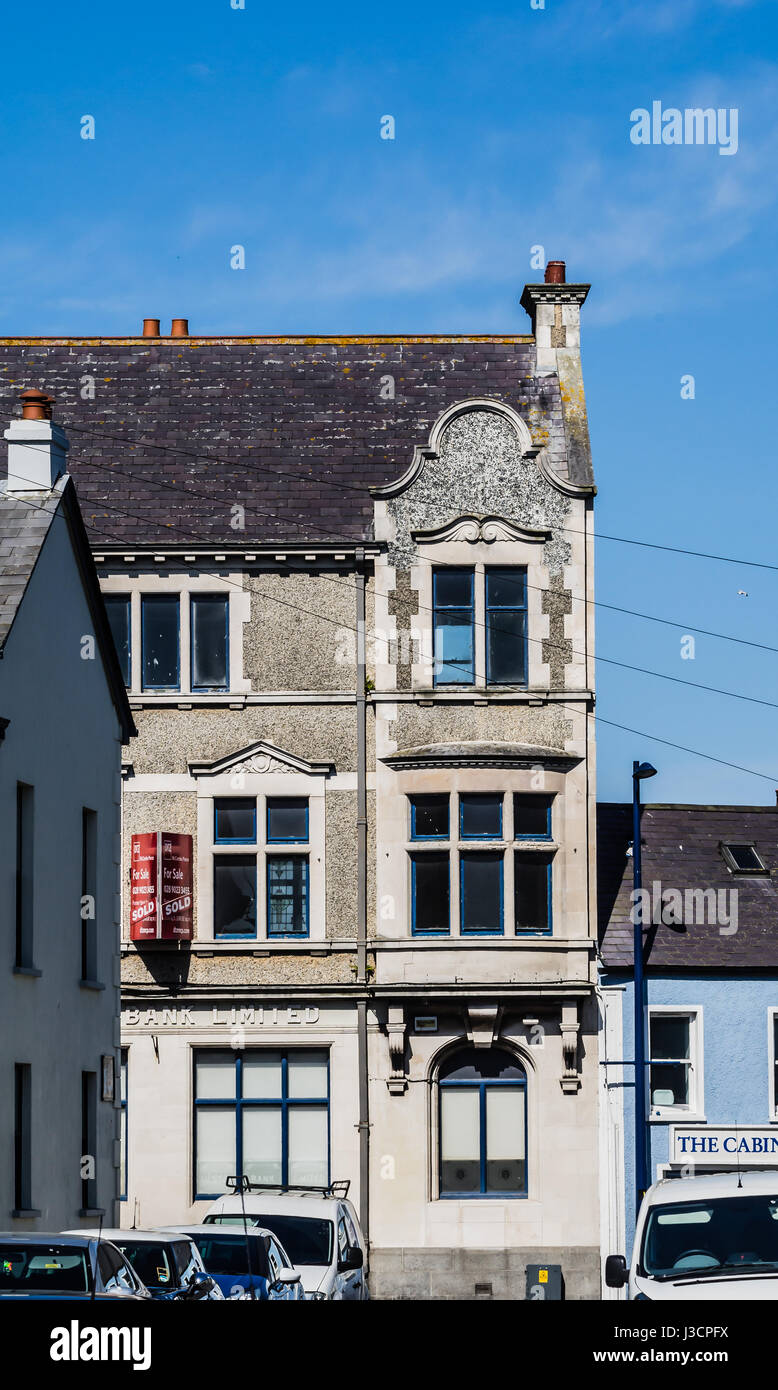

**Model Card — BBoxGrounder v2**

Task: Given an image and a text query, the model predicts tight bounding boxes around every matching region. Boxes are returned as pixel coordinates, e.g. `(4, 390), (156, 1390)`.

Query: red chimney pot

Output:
(544, 261), (566, 284)
(170, 318), (189, 337)
(20, 389), (54, 421)
(142, 318), (161, 337)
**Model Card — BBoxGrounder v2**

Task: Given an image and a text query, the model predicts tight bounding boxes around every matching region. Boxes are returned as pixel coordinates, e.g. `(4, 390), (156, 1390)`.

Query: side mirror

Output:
(338, 1246), (364, 1272)
(185, 1270), (214, 1299)
(605, 1254), (629, 1289)
(275, 1267), (301, 1285)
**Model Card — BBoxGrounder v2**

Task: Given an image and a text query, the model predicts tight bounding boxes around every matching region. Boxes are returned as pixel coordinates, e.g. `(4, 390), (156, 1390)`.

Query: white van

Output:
(203, 1182), (368, 1301)
(606, 1169), (778, 1299)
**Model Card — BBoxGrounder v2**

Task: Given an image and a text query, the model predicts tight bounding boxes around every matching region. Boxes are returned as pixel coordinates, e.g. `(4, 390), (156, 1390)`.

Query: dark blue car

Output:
(157, 1224), (303, 1300)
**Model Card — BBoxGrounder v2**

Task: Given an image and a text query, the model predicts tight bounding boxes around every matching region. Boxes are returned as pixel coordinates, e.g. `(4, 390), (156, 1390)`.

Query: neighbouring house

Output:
(598, 800), (778, 1282)
(0, 261), (601, 1298)
(0, 390), (135, 1231)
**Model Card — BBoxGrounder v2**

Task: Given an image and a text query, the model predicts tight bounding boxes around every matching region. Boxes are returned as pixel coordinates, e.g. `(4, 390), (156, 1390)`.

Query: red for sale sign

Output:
(130, 832), (193, 941)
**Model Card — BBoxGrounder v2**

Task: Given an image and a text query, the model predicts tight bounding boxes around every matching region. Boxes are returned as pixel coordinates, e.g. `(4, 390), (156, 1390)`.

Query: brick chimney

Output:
(4, 389), (69, 493)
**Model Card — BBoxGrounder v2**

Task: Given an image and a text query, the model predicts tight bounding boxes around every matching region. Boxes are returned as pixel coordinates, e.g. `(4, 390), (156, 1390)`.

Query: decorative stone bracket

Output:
(386, 1006), (408, 1094)
(560, 1001), (581, 1094)
(466, 1004), (502, 1049)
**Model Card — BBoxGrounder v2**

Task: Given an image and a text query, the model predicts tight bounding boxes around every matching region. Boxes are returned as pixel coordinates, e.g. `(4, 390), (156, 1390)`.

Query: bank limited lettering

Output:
(124, 1006), (320, 1027)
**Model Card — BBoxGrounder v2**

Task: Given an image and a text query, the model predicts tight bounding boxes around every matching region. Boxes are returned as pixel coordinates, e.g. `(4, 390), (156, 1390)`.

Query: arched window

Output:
(438, 1047), (527, 1198)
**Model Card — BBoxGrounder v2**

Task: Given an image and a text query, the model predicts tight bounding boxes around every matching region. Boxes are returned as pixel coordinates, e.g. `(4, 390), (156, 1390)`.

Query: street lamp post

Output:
(633, 759), (657, 1224)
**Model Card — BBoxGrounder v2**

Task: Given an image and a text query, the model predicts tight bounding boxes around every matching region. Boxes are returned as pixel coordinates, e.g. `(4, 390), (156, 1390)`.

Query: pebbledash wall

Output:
(0, 268), (601, 1298)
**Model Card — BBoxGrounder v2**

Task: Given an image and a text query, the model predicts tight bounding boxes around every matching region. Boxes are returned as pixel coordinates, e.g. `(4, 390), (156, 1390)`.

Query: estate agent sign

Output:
(130, 832), (193, 941)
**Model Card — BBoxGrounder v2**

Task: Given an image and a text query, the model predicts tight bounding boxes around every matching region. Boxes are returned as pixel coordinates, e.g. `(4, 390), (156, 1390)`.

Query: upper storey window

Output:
(142, 596), (180, 690)
(106, 593), (230, 693)
(191, 595), (229, 691)
(432, 569), (474, 684)
(486, 569), (527, 685)
(432, 566), (528, 688)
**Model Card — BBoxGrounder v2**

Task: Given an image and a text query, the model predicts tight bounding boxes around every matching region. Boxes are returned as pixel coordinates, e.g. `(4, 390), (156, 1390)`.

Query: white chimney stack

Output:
(4, 390), (69, 493)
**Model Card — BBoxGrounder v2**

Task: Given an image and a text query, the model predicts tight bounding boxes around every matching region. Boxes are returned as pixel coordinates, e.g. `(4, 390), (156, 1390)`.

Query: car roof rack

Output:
(226, 1175), (350, 1199)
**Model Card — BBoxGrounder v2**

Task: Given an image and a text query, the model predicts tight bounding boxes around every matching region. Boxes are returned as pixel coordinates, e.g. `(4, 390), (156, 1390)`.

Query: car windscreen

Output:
(642, 1193), (778, 1278)
(115, 1241), (176, 1289)
(0, 1243), (91, 1293)
(187, 1233), (269, 1279)
(205, 1214), (333, 1265)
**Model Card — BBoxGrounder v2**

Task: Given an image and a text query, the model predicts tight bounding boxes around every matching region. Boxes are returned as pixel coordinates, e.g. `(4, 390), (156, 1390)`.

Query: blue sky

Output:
(2, 0), (777, 805)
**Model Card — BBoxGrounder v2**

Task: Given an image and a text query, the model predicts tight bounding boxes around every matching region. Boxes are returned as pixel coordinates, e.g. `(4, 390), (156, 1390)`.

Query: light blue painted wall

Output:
(604, 973), (778, 1254)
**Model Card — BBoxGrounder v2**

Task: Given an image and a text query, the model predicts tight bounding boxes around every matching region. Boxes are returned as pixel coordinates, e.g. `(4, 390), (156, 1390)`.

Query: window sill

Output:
(79, 978), (106, 992)
(122, 939), (341, 954)
(12, 965), (41, 979)
(79, 1208), (106, 1219)
(11, 1209), (42, 1219)
(649, 1113), (706, 1125)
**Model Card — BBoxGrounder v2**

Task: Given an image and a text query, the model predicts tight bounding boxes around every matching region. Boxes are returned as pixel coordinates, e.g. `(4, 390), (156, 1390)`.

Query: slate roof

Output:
(0, 478), (64, 648)
(0, 475), (135, 741)
(0, 334), (579, 547)
(598, 803), (778, 971)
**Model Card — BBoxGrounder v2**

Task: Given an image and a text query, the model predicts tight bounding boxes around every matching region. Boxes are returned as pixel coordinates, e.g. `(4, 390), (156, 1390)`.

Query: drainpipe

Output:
(355, 547), (370, 1243)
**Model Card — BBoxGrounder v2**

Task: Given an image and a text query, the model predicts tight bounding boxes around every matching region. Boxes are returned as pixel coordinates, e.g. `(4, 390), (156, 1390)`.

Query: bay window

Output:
(408, 791), (555, 936)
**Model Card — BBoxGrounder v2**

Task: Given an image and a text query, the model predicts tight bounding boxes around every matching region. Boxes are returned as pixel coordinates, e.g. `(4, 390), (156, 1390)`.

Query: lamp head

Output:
(633, 761), (658, 781)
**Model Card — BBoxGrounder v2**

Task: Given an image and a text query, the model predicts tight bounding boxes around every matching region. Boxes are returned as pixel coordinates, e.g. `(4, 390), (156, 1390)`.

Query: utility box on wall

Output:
(526, 1264), (564, 1300)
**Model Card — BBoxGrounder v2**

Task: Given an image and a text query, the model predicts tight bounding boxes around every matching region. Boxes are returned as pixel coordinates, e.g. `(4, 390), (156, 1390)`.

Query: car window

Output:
(98, 1243), (132, 1292)
(117, 1254), (140, 1292)
(204, 1213), (333, 1266)
(190, 1233), (270, 1281)
(337, 1218), (349, 1262)
(116, 1241), (174, 1288)
(173, 1241), (196, 1279)
(267, 1240), (282, 1280)
(342, 1207), (360, 1250)
(0, 1244), (90, 1293)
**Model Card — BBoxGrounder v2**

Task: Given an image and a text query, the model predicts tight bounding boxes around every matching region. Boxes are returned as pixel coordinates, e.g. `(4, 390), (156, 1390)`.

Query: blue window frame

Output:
(411, 852), (450, 935)
(214, 798), (257, 845)
(193, 1049), (330, 1200)
(267, 798), (309, 844)
(191, 595), (229, 691)
(486, 568), (528, 686)
(214, 855), (257, 938)
(460, 794), (502, 840)
(141, 595), (180, 690)
(460, 852), (503, 934)
(433, 569), (475, 686)
(410, 795), (449, 840)
(439, 1047), (527, 1197)
(119, 1049), (128, 1202)
(514, 850), (553, 933)
(104, 595), (131, 686)
(514, 794), (553, 840)
(267, 857), (309, 937)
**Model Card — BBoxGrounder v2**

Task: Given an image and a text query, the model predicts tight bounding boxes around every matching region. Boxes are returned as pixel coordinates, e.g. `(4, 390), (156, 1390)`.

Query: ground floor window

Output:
(194, 1049), (329, 1198)
(438, 1047), (527, 1197)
